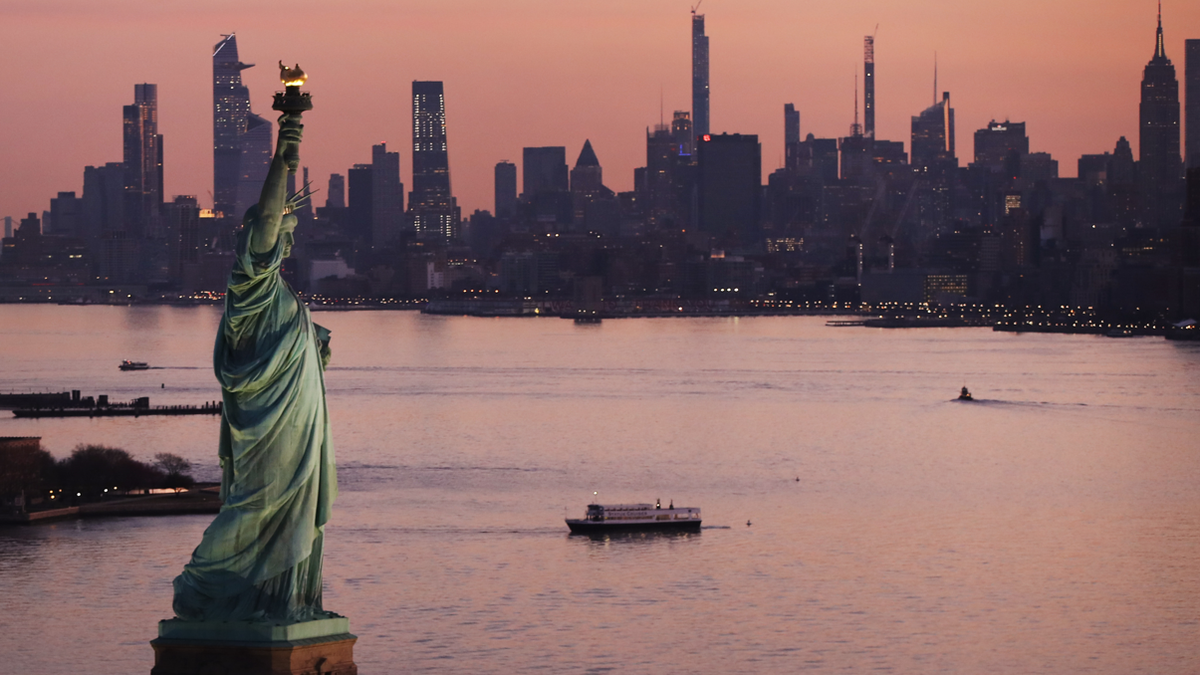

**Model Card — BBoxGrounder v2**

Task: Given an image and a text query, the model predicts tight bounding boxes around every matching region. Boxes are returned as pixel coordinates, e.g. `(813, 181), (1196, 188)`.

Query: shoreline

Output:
(1, 487), (221, 526)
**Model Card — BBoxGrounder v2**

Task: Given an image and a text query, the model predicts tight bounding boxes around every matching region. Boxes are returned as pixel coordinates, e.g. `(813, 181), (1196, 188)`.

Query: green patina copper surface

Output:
(172, 110), (336, 623)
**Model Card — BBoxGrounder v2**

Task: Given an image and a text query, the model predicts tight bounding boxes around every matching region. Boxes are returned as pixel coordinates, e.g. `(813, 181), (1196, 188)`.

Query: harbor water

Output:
(1, 304), (1198, 673)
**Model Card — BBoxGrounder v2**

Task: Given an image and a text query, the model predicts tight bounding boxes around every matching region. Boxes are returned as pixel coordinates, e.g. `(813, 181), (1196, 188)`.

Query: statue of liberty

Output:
(172, 65), (336, 623)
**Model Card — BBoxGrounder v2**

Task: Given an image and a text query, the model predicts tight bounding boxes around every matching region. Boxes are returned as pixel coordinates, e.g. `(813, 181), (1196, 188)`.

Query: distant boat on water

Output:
(119, 360), (150, 371)
(958, 386), (974, 401)
(566, 500), (701, 534)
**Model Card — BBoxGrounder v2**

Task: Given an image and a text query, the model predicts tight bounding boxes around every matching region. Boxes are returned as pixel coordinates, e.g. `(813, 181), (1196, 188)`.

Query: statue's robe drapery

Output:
(173, 224), (336, 622)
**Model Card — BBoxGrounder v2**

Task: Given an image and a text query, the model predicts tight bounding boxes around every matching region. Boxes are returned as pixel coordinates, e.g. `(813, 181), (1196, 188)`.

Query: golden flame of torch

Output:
(279, 61), (307, 87)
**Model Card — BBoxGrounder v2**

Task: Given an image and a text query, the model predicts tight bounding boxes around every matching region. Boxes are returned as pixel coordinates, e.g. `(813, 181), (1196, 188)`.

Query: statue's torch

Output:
(272, 62), (313, 174)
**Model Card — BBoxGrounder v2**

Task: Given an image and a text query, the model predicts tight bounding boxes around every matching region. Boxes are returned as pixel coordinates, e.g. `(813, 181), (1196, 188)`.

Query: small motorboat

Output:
(958, 386), (973, 401)
(119, 360), (150, 371)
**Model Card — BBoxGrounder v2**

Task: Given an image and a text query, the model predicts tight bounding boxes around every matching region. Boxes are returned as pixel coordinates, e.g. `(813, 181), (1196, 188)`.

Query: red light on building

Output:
(702, 134), (711, 142)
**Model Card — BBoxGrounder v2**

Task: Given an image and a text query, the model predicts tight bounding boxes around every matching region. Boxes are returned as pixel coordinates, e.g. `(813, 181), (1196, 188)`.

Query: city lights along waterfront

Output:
(1, 305), (1198, 673)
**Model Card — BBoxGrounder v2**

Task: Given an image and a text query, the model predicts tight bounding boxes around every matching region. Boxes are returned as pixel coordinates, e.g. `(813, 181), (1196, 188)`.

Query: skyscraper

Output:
(692, 10), (710, 138)
(236, 113), (272, 220)
(212, 34), (252, 219)
(784, 104), (801, 170)
(570, 140), (603, 193)
(911, 92), (956, 174)
(672, 110), (694, 158)
(348, 164), (373, 242)
(1139, 6), (1182, 230)
(326, 174), (346, 210)
(522, 147), (568, 196)
(371, 143), (404, 246)
(495, 162), (517, 218)
(410, 81), (458, 239)
(1185, 39), (1199, 170)
(697, 134), (761, 240)
(123, 83), (162, 238)
(973, 121), (1029, 175)
(864, 35), (875, 138)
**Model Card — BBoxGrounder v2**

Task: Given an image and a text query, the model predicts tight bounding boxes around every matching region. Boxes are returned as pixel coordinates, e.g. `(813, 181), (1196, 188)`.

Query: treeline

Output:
(0, 443), (196, 506)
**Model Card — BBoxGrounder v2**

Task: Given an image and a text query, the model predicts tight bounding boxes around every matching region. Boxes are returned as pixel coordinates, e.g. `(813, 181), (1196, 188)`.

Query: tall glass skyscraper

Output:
(692, 11), (709, 139)
(122, 83), (162, 238)
(410, 81), (458, 239)
(213, 34), (269, 222)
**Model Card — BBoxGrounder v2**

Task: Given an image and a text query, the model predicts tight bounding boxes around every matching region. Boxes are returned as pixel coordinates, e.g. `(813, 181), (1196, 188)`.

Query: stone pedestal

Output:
(150, 614), (356, 675)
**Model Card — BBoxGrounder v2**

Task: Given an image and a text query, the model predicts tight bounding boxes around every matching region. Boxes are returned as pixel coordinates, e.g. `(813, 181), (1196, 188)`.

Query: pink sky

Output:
(1, 0), (1198, 224)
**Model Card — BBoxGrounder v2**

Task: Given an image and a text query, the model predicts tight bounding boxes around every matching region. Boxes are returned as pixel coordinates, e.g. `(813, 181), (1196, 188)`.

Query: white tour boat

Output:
(566, 499), (701, 534)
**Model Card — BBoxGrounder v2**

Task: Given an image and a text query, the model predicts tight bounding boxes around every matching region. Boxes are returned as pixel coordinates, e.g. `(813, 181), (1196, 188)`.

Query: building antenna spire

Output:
(853, 71), (860, 136)
(1155, 0), (1166, 59)
(933, 51), (938, 106)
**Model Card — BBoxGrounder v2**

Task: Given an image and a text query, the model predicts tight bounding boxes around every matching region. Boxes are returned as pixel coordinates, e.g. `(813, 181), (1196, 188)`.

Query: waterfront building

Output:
(1139, 7), (1183, 231)
(410, 81), (458, 240)
(692, 10), (710, 138)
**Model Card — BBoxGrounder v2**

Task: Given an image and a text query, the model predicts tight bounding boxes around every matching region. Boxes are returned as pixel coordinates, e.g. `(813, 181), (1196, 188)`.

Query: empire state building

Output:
(1139, 4), (1183, 231)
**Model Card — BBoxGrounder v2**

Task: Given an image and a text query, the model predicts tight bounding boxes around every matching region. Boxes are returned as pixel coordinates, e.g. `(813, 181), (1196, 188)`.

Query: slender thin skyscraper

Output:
(864, 34), (875, 138)
(212, 34), (252, 218)
(410, 81), (458, 239)
(692, 9), (710, 138)
(1139, 3), (1182, 230)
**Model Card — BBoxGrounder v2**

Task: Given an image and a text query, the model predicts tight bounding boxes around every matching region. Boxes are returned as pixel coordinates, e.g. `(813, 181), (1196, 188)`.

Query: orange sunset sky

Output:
(2, 0), (1198, 223)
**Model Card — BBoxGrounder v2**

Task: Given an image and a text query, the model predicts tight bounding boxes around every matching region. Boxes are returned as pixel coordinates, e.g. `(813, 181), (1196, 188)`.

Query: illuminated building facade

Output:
(410, 81), (458, 239)
(212, 34), (254, 220)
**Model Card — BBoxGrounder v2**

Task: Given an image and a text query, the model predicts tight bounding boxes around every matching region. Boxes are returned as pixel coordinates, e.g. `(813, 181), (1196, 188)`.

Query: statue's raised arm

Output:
(249, 115), (303, 256)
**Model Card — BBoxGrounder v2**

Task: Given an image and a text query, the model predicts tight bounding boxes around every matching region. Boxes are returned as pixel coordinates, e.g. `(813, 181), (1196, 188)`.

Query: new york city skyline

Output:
(3, 0), (1199, 222)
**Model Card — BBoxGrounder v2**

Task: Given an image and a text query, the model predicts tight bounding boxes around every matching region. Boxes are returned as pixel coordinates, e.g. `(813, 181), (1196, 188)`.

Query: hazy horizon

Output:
(2, 0), (1198, 223)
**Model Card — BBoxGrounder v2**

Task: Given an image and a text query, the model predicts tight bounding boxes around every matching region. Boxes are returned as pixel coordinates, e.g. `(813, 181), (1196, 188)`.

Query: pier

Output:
(12, 400), (221, 418)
